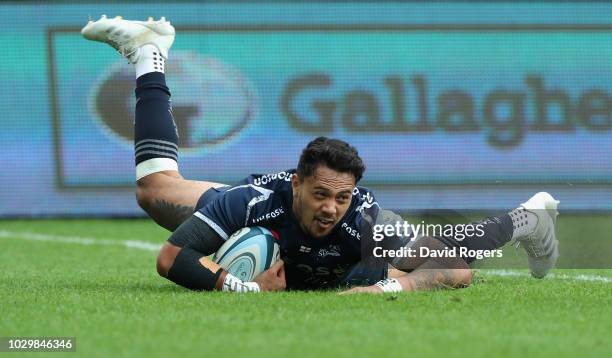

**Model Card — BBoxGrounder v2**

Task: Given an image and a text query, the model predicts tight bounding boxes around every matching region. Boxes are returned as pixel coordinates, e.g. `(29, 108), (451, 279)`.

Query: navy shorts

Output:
(338, 256), (388, 287)
(195, 186), (230, 211)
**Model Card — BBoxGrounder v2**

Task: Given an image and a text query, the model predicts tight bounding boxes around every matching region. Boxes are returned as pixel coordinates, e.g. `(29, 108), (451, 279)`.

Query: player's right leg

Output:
(82, 16), (226, 231)
(422, 192), (560, 278)
(512, 192), (560, 278)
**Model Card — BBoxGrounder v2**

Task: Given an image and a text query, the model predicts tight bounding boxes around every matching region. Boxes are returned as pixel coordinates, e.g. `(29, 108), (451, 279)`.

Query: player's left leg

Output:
(82, 16), (226, 231)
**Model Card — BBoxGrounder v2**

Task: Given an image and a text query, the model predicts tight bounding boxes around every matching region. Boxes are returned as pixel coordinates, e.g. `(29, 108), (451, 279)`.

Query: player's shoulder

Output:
(333, 185), (379, 242)
(351, 185), (378, 209)
(221, 169), (295, 203)
(224, 170), (295, 223)
(196, 170), (295, 232)
(342, 185), (379, 222)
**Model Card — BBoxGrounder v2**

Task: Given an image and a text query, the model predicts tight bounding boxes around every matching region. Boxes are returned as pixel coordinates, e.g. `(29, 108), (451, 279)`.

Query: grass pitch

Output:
(0, 218), (610, 357)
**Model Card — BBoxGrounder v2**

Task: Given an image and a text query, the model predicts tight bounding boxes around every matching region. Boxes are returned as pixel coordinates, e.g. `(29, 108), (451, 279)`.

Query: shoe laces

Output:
(118, 47), (138, 63)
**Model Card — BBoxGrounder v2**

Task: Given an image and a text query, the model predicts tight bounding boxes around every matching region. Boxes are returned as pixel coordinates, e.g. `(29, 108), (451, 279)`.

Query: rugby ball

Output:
(213, 226), (280, 281)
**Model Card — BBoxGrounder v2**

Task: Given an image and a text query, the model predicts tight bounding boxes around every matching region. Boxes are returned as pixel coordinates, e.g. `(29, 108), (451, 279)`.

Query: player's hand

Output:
(253, 259), (286, 291)
(338, 285), (384, 295)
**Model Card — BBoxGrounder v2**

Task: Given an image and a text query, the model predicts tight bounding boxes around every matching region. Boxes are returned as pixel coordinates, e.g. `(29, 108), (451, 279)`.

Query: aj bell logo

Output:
(90, 53), (257, 150)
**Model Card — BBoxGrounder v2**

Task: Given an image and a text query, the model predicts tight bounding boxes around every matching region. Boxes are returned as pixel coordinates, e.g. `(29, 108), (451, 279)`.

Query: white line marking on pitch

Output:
(0, 230), (161, 251)
(1, 229), (610, 283)
(481, 269), (612, 283)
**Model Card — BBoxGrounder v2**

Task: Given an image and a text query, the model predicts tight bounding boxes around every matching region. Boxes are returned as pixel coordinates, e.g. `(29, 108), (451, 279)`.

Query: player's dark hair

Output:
(297, 137), (365, 183)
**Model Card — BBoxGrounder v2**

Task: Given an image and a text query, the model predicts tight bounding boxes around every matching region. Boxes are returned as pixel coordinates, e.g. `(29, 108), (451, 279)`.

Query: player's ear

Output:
(291, 173), (301, 192)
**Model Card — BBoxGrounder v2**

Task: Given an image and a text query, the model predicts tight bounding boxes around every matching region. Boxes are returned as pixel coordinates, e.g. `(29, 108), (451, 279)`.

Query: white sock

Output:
(508, 207), (538, 239)
(135, 44), (166, 79)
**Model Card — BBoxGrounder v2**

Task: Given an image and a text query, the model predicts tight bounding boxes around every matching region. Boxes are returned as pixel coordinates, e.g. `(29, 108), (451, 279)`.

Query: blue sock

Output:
(134, 72), (179, 179)
(434, 214), (513, 263)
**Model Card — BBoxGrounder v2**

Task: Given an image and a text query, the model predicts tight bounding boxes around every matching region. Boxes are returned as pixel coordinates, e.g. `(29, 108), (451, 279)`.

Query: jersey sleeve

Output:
(352, 187), (408, 252)
(168, 215), (225, 254)
(194, 184), (275, 240)
(353, 186), (381, 228)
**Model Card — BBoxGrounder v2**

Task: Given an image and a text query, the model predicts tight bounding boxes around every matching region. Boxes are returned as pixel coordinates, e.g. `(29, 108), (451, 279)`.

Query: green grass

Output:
(0, 219), (610, 357)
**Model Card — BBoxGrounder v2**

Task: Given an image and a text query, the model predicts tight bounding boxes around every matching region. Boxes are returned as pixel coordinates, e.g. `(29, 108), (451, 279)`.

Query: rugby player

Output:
(81, 16), (560, 294)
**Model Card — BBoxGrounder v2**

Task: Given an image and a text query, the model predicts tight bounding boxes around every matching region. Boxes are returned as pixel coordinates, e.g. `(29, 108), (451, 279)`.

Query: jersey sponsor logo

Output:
(341, 222), (361, 240)
(251, 207), (286, 224)
(227, 184), (275, 226)
(253, 171), (294, 186)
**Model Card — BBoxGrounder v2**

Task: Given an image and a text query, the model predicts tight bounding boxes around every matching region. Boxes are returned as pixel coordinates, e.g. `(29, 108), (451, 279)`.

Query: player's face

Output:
(291, 165), (356, 238)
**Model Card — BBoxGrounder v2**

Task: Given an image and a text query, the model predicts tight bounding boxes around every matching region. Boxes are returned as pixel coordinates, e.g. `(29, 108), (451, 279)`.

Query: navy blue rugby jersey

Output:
(194, 169), (382, 290)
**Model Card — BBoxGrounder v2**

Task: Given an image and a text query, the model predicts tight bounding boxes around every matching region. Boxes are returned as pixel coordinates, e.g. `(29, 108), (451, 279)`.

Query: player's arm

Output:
(340, 255), (472, 294)
(389, 259), (472, 292)
(383, 236), (472, 293)
(159, 182), (286, 292)
(345, 202), (473, 294)
(158, 216), (285, 292)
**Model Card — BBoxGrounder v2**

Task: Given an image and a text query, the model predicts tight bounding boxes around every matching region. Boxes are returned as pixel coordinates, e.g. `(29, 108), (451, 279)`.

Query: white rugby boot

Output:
(513, 192), (560, 279)
(81, 15), (175, 63)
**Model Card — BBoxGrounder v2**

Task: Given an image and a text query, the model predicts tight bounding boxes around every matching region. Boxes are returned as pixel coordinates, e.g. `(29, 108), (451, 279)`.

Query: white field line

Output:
(1, 229), (610, 283)
(480, 269), (612, 283)
(0, 229), (161, 252)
